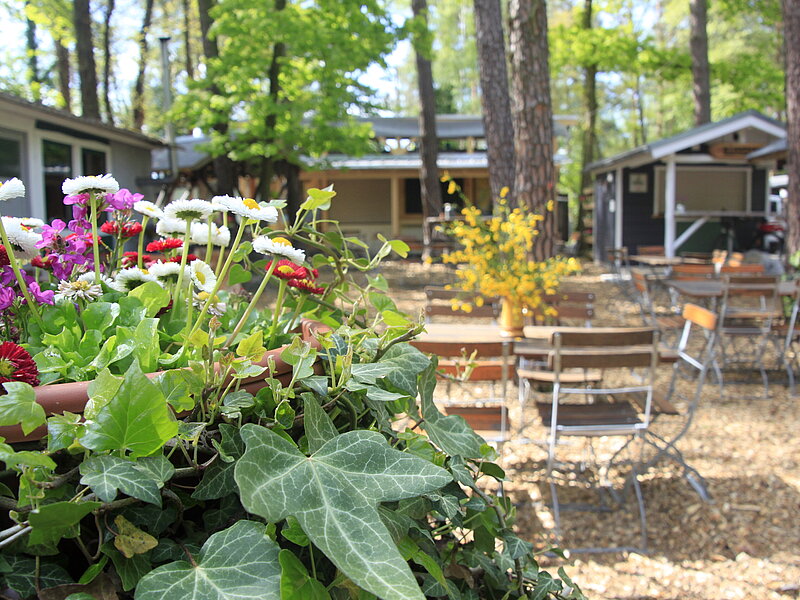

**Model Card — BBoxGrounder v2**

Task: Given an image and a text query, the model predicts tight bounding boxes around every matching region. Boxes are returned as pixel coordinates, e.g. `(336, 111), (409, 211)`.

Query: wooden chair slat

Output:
(551, 328), (656, 347)
(682, 303), (716, 331)
(425, 304), (498, 318)
(549, 349), (655, 369)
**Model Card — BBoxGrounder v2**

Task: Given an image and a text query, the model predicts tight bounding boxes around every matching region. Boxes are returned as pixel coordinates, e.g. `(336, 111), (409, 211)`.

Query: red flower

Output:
(0, 342), (40, 388)
(0, 245), (9, 268)
(102, 221), (143, 238)
(31, 255), (55, 270)
(121, 251), (154, 267)
(288, 278), (324, 295)
(267, 259), (309, 281)
(146, 238), (183, 252)
(169, 254), (199, 263)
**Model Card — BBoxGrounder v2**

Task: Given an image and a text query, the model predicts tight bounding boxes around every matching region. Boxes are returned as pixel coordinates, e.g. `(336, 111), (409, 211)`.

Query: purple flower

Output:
(0, 266), (15, 287)
(50, 256), (74, 281)
(70, 204), (90, 228)
(28, 282), (54, 305)
(0, 287), (14, 311)
(64, 193), (90, 206)
(105, 189), (143, 211)
(37, 219), (67, 249)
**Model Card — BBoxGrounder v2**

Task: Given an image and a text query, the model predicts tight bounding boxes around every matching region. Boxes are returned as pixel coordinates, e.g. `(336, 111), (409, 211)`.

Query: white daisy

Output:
(193, 291), (226, 316)
(54, 279), (103, 302)
(252, 236), (305, 263)
(189, 259), (217, 293)
(77, 271), (113, 287)
(1, 217), (42, 261)
(110, 267), (159, 292)
(62, 174), (119, 196)
(18, 217), (44, 228)
(156, 217), (188, 237)
(209, 196), (232, 212)
(213, 196), (278, 223)
(191, 222), (231, 247)
(163, 199), (213, 223)
(133, 200), (164, 219)
(0, 178), (25, 202)
(148, 261), (188, 287)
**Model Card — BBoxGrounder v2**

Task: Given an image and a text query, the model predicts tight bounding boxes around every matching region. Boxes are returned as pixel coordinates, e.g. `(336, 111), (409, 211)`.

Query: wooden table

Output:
(666, 279), (796, 299)
(629, 255), (684, 267)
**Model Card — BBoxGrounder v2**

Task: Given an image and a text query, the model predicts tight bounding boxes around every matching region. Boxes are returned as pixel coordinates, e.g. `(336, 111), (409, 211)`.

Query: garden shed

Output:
(586, 110), (786, 261)
(0, 92), (163, 222)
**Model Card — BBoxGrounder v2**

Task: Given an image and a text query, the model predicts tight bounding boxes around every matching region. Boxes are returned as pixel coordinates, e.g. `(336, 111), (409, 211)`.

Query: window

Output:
(43, 140), (73, 221)
(654, 166), (751, 215)
(404, 178), (465, 215)
(0, 131), (27, 217)
(82, 148), (107, 174)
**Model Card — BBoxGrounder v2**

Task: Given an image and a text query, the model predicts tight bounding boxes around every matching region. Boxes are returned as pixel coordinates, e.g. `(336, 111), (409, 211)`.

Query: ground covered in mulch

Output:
(379, 259), (800, 600)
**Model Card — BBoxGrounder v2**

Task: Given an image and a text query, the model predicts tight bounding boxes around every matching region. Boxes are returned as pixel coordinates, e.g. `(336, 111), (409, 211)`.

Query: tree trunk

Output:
(102, 0), (115, 125)
(690, 0), (711, 125)
(508, 0), (557, 259)
(412, 0), (443, 256)
(25, 1), (41, 103)
(198, 0), (236, 195)
(132, 0), (154, 131)
(783, 0), (800, 257)
(474, 0), (515, 203)
(74, 0), (101, 120)
(258, 0), (286, 203)
(55, 37), (72, 112)
(183, 0), (194, 79)
(578, 0), (597, 195)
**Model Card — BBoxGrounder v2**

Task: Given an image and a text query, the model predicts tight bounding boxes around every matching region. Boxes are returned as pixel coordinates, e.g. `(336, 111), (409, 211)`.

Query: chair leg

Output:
(630, 462), (648, 554)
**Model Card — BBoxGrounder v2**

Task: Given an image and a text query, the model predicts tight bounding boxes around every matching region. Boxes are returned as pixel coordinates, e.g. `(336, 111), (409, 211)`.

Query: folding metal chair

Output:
(410, 338), (512, 447)
(632, 270), (683, 348)
(717, 275), (781, 394)
(529, 328), (660, 553)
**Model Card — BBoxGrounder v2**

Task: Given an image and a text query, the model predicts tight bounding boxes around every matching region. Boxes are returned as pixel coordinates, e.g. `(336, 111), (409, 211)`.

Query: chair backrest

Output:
(680, 251), (713, 263)
(637, 245), (665, 256)
(423, 286), (499, 321)
(671, 264), (715, 279)
(530, 290), (595, 327)
(720, 264), (765, 275)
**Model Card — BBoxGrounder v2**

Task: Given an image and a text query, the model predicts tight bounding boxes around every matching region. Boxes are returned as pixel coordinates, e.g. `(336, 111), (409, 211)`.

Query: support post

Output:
(390, 176), (401, 237)
(614, 167), (623, 249)
(664, 157), (677, 257)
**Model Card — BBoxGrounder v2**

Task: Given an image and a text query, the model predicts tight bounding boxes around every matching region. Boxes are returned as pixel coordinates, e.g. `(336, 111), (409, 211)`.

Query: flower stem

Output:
(89, 194), (102, 281)
(225, 258), (277, 347)
(205, 216), (213, 264)
(137, 216), (149, 269)
(173, 220), (193, 306)
(189, 221), (246, 336)
(214, 244), (226, 277)
(0, 217), (45, 329)
(267, 278), (288, 349)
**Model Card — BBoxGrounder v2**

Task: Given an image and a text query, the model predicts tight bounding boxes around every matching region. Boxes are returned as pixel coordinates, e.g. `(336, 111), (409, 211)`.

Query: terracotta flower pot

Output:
(0, 319), (331, 444)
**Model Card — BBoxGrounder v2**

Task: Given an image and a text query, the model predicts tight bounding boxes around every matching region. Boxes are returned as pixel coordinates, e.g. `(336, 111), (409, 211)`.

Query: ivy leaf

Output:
(378, 344), (430, 396)
(279, 549), (331, 600)
(301, 186), (336, 211)
(418, 362), (484, 459)
(80, 360), (178, 458)
(101, 542), (151, 591)
(0, 381), (46, 435)
(227, 263), (252, 285)
(79, 455), (162, 505)
(113, 515), (158, 558)
(46, 412), (83, 452)
(3, 556), (72, 598)
(303, 394), (338, 454)
(235, 424), (452, 600)
(28, 500), (101, 546)
(135, 520), (281, 600)
(153, 370), (200, 413)
(192, 424), (243, 501)
(236, 330), (266, 361)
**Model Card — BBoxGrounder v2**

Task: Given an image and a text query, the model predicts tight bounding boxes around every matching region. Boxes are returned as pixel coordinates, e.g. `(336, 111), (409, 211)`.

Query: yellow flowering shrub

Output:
(441, 196), (580, 311)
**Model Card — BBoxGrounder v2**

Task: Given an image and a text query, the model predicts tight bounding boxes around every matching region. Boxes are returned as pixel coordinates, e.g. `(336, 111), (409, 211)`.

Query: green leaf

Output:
(113, 515), (158, 558)
(378, 344), (430, 396)
(28, 500), (101, 546)
(349, 363), (395, 385)
(279, 549), (331, 600)
(192, 424), (244, 501)
(236, 330), (266, 361)
(382, 310), (410, 327)
(129, 282), (171, 318)
(303, 394), (338, 454)
(135, 520), (281, 600)
(101, 542), (152, 591)
(228, 263), (253, 285)
(153, 370), (199, 413)
(80, 360), (178, 458)
(81, 301), (120, 333)
(47, 412), (83, 452)
(84, 369), (123, 419)
(0, 381), (46, 435)
(397, 536), (447, 590)
(280, 516), (310, 547)
(377, 234), (409, 258)
(132, 318), (161, 373)
(418, 363), (484, 459)
(280, 338), (316, 380)
(0, 445), (56, 470)
(235, 425), (452, 600)
(300, 186), (336, 211)
(3, 556), (72, 598)
(79, 455), (163, 505)
(77, 555), (108, 584)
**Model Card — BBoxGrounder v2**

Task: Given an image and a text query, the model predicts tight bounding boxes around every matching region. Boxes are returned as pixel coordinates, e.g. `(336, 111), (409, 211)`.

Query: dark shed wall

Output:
(621, 165), (664, 253)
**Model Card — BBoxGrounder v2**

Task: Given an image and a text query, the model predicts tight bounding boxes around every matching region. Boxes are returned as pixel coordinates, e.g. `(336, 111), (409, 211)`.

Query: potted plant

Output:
(0, 175), (582, 600)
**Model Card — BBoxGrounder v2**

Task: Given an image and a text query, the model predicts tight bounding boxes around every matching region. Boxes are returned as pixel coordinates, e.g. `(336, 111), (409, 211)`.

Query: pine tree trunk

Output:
(132, 0), (154, 131)
(25, 1), (41, 103)
(102, 0), (115, 125)
(783, 0), (800, 256)
(183, 0), (194, 79)
(579, 0), (597, 194)
(198, 0), (236, 195)
(508, 0), (557, 259)
(690, 0), (711, 125)
(55, 37), (72, 112)
(474, 0), (515, 203)
(412, 0), (443, 255)
(74, 0), (101, 120)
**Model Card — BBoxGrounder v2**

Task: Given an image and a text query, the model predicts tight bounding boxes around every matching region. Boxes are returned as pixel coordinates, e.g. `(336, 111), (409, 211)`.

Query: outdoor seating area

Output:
(388, 260), (800, 598)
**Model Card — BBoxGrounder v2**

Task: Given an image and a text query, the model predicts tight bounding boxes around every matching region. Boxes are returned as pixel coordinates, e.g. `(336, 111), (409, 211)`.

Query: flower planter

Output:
(0, 319), (330, 444)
